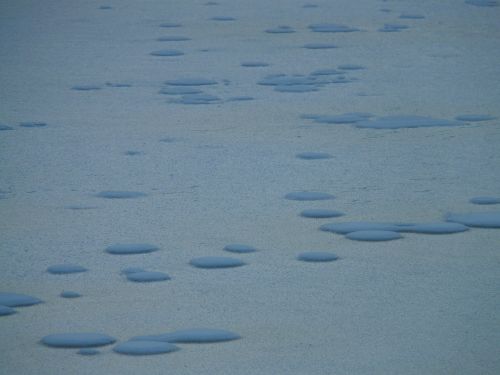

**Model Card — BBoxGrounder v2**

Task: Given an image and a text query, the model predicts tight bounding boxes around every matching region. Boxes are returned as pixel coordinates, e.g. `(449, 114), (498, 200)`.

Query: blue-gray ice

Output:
(320, 221), (404, 234)
(132, 328), (241, 343)
(446, 212), (500, 228)
(0, 292), (42, 307)
(189, 256), (246, 268)
(308, 23), (359, 33)
(297, 252), (339, 262)
(300, 209), (344, 218)
(41, 333), (116, 348)
(105, 243), (159, 255)
(96, 191), (147, 199)
(113, 340), (179, 355)
(345, 230), (403, 241)
(356, 116), (460, 129)
(0, 305), (16, 316)
(150, 49), (184, 57)
(469, 196), (500, 205)
(455, 114), (496, 122)
(61, 291), (82, 298)
(47, 264), (87, 275)
(126, 271), (171, 282)
(164, 78), (217, 86)
(223, 244), (257, 253)
(285, 191), (335, 201)
(296, 152), (332, 160)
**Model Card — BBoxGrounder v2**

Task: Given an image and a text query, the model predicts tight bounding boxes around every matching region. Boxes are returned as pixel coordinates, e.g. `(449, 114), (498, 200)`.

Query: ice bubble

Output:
(113, 340), (179, 355)
(300, 209), (344, 218)
(189, 257), (246, 269)
(345, 230), (403, 241)
(41, 333), (116, 348)
(297, 252), (339, 262)
(223, 244), (257, 253)
(105, 243), (159, 255)
(47, 264), (87, 275)
(285, 192), (335, 201)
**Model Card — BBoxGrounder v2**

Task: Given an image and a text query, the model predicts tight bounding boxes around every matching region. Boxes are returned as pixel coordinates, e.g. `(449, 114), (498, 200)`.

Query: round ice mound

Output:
(114, 341), (179, 355)
(446, 212), (500, 228)
(105, 243), (159, 255)
(47, 264), (87, 275)
(60, 291), (82, 299)
(150, 49), (184, 57)
(41, 333), (116, 348)
(0, 293), (42, 307)
(402, 223), (469, 234)
(126, 271), (171, 282)
(285, 192), (335, 201)
(0, 305), (16, 316)
(345, 230), (402, 241)
(297, 252), (339, 262)
(300, 209), (344, 219)
(189, 257), (245, 269)
(320, 221), (402, 234)
(132, 328), (241, 343)
(296, 152), (332, 160)
(469, 196), (500, 205)
(223, 244), (257, 253)
(96, 191), (146, 199)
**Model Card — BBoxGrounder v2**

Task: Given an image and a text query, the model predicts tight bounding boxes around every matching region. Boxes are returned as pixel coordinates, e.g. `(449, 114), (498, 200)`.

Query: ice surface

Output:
(157, 36), (191, 42)
(1, 0), (499, 373)
(77, 348), (100, 356)
(265, 26), (295, 34)
(295, 152), (332, 160)
(159, 22), (182, 28)
(41, 333), (116, 348)
(113, 340), (179, 355)
(19, 122), (47, 128)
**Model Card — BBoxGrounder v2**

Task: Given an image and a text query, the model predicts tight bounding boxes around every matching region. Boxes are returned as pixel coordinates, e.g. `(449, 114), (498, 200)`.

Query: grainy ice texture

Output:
(1, 0), (499, 374)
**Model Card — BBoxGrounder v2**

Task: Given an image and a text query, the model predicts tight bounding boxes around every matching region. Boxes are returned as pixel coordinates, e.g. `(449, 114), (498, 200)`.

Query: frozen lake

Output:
(1, 0), (499, 374)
